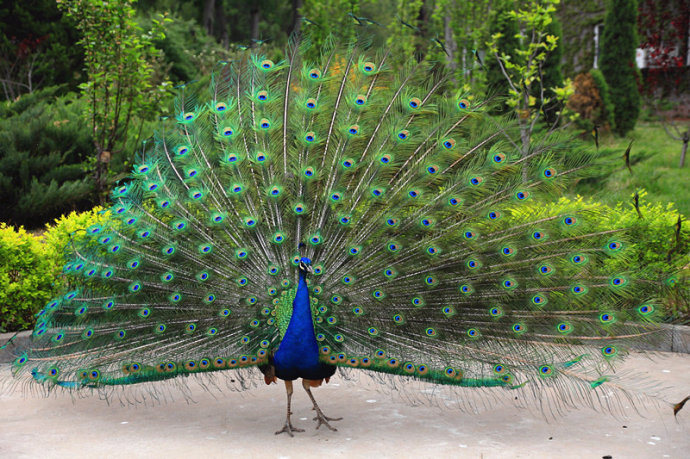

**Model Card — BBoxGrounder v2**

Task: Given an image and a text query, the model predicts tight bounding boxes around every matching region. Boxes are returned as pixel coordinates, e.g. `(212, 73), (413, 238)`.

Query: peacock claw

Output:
(312, 411), (342, 431)
(275, 420), (305, 437)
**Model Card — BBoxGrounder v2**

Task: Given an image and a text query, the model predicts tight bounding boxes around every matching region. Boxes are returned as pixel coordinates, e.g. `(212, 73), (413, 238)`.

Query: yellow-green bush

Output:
(0, 207), (110, 332)
(510, 194), (689, 316)
(42, 206), (109, 266)
(0, 224), (58, 332)
(512, 194), (688, 277)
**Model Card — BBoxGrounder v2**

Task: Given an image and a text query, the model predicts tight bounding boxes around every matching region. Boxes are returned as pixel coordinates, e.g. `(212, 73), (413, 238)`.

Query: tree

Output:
(0, 0), (83, 100)
(0, 87), (95, 227)
(638, 0), (690, 96)
(299, 0), (361, 60)
(487, 0), (572, 179)
(599, 0), (641, 137)
(538, 15), (564, 126)
(385, 0), (425, 68)
(486, 0), (522, 114)
(423, 0), (492, 90)
(57, 0), (171, 203)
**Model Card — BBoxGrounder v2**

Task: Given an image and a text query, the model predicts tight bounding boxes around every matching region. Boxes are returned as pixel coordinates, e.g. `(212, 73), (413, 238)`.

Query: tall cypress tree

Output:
(600, 0), (641, 136)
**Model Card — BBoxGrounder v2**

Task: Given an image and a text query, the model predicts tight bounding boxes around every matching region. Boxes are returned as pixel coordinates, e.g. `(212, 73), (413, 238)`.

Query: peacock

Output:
(2, 32), (672, 436)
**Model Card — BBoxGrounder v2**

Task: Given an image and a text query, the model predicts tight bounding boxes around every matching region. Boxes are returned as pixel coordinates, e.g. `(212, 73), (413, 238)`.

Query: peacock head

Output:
(299, 257), (314, 274)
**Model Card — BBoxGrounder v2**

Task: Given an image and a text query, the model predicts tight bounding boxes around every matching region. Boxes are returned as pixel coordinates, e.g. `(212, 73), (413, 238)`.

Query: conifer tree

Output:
(600, 0), (641, 136)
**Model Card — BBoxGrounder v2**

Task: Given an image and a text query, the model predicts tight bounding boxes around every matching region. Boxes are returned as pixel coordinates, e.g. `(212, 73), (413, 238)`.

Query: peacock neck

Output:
(294, 270), (311, 318)
(273, 269), (319, 372)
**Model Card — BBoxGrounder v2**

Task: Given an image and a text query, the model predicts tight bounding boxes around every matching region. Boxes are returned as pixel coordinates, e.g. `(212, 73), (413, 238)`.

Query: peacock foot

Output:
(312, 410), (342, 431)
(275, 416), (305, 437)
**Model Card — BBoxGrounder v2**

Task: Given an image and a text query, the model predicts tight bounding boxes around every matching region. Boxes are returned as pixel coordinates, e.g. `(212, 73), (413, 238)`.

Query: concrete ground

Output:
(0, 352), (688, 459)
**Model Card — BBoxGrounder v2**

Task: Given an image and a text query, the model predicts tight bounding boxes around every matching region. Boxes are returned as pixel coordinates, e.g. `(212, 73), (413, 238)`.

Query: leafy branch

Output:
(487, 0), (573, 178)
(57, 0), (171, 202)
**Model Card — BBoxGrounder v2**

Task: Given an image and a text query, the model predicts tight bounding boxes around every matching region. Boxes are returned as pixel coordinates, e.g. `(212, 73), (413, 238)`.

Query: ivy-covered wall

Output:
(556, 0), (606, 76)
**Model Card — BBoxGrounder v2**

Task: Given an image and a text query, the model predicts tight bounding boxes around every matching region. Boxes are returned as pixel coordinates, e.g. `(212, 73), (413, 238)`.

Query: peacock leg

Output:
(301, 379), (342, 431)
(275, 380), (305, 436)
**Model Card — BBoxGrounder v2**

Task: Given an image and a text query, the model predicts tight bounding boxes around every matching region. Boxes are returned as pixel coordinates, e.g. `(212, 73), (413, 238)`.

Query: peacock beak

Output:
(307, 265), (314, 274)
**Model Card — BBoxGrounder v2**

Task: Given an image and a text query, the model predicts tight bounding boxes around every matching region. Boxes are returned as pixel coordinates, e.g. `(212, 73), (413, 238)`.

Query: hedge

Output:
(0, 207), (107, 332)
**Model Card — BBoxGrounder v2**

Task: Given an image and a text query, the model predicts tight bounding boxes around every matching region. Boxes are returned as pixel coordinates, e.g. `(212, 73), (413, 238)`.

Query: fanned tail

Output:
(4, 30), (672, 417)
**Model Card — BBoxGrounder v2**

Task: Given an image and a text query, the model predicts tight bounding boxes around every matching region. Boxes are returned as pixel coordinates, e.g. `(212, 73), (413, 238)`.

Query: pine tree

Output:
(600, 0), (641, 136)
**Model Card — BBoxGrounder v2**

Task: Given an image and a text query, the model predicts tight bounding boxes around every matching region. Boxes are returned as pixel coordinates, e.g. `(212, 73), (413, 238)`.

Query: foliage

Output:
(0, 224), (57, 332)
(0, 207), (111, 332)
(637, 0), (690, 96)
(486, 0), (522, 114)
(300, 0), (361, 60)
(487, 0), (573, 174)
(599, 0), (640, 137)
(0, 86), (96, 227)
(57, 0), (172, 203)
(439, 0), (493, 87)
(635, 0), (689, 170)
(143, 14), (229, 83)
(384, 0), (424, 68)
(42, 207), (110, 267)
(511, 194), (690, 316)
(567, 69), (615, 132)
(0, 0), (83, 100)
(538, 15), (564, 126)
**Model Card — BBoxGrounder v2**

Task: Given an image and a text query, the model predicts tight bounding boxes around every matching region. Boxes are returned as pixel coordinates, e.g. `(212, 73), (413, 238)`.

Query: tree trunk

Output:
(290, 0), (303, 37)
(443, 14), (457, 76)
(202, 0), (216, 36)
(250, 5), (261, 45)
(413, 2), (429, 59)
(95, 151), (105, 205)
(417, 2), (429, 35)
(680, 131), (689, 168)
(520, 121), (530, 182)
(216, 4), (229, 48)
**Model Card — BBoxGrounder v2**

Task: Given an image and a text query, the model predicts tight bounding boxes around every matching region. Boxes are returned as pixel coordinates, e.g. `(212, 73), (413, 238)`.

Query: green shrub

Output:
(0, 224), (58, 332)
(0, 207), (110, 332)
(589, 69), (615, 130)
(0, 86), (96, 228)
(513, 195), (688, 273)
(42, 206), (110, 266)
(510, 195), (689, 317)
(602, 198), (688, 276)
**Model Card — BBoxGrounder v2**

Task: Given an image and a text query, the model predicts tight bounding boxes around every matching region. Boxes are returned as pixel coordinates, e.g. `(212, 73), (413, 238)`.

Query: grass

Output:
(574, 121), (690, 217)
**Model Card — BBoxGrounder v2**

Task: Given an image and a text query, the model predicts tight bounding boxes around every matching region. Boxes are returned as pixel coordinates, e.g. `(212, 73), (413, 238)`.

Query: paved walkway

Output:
(1, 352), (689, 458)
